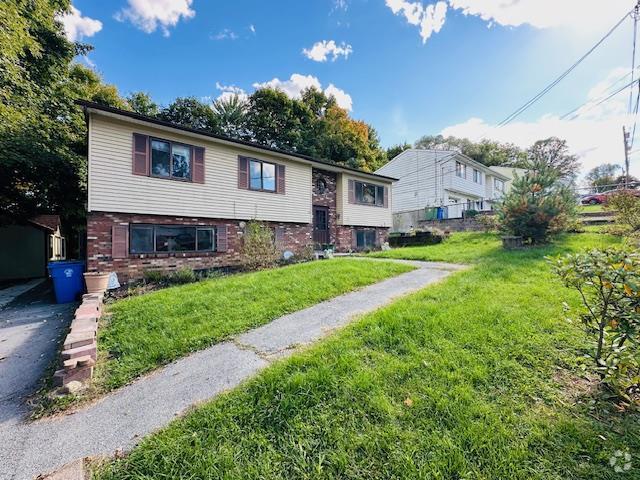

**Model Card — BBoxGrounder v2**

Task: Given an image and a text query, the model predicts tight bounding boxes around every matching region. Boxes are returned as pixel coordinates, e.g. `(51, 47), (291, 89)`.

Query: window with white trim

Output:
(129, 225), (216, 254)
(455, 161), (466, 178)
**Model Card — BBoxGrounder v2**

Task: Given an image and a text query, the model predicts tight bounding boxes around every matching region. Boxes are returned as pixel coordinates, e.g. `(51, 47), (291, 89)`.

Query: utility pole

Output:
(623, 126), (631, 188)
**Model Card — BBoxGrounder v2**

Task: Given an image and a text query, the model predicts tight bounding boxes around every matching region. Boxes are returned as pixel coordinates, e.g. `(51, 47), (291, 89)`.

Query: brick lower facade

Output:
(86, 212), (312, 282)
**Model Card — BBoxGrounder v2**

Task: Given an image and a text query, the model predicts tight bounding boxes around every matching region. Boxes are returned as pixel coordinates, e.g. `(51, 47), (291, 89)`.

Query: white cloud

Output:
(115, 0), (195, 37)
(212, 28), (238, 40)
(332, 0), (349, 12)
(215, 82), (248, 102)
(448, 0), (632, 31)
(439, 68), (639, 177)
(385, 0), (448, 43)
(386, 0), (633, 44)
(325, 84), (353, 111)
(249, 24), (256, 34)
(252, 74), (353, 111)
(58, 6), (102, 42)
(303, 40), (353, 62)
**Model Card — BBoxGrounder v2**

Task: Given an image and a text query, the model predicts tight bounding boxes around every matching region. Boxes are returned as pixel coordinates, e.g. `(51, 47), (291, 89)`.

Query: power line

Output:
(497, 10), (632, 128)
(559, 67), (640, 120)
(561, 77), (639, 121)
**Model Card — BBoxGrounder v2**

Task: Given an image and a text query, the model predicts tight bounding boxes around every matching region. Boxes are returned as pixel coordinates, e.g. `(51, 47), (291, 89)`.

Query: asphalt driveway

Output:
(0, 281), (75, 426)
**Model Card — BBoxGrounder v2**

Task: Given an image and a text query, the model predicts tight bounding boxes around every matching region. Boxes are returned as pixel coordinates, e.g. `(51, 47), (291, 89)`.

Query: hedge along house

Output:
(78, 101), (395, 282)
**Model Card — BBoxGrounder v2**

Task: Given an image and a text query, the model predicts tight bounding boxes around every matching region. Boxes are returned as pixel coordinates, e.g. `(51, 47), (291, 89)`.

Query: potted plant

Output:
(84, 271), (111, 294)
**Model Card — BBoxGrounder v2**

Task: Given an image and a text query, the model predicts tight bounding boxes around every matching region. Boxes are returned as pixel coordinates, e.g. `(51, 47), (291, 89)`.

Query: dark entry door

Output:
(313, 206), (329, 246)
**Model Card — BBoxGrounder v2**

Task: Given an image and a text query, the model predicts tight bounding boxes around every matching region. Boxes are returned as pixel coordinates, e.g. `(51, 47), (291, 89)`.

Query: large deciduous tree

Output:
(526, 137), (580, 179)
(586, 163), (622, 192)
(414, 135), (526, 167)
(0, 0), (126, 234)
(158, 97), (219, 132)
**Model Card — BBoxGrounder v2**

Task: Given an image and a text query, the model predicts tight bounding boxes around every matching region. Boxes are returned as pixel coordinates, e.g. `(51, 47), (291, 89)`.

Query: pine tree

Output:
(497, 159), (576, 244)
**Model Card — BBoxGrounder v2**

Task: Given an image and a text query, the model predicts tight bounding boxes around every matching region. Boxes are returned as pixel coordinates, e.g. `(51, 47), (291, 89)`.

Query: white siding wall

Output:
(88, 114), (312, 223)
(337, 173), (393, 227)
(376, 150), (507, 214)
(375, 150), (439, 213)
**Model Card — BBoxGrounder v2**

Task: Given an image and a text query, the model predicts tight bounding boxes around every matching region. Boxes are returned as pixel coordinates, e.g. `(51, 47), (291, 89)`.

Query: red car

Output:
(581, 189), (640, 205)
(581, 193), (607, 205)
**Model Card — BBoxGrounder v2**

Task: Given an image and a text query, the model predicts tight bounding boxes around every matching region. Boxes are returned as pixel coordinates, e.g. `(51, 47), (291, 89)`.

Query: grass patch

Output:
(95, 233), (639, 479)
(96, 259), (413, 392)
(369, 231), (500, 263)
(579, 204), (606, 213)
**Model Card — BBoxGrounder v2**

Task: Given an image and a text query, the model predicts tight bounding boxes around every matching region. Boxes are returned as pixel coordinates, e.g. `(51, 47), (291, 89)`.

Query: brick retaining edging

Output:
(53, 293), (103, 389)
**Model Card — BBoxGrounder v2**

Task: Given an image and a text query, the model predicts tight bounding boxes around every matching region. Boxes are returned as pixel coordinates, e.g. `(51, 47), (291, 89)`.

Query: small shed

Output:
(0, 215), (66, 281)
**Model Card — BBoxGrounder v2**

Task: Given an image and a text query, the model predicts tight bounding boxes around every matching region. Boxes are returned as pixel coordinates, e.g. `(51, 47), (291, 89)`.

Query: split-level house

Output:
(79, 101), (394, 281)
(375, 149), (510, 219)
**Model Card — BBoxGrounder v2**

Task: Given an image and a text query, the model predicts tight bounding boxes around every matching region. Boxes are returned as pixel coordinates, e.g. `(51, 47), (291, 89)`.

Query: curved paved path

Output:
(0, 260), (464, 480)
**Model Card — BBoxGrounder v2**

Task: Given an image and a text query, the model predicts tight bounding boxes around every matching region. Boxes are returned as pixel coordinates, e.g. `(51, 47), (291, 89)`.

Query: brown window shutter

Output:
(383, 186), (389, 208)
(276, 164), (286, 194)
(238, 156), (248, 189)
(132, 134), (149, 176)
(351, 229), (358, 250)
(193, 146), (205, 183)
(216, 225), (228, 252)
(348, 179), (355, 204)
(112, 225), (128, 258)
(275, 226), (285, 248)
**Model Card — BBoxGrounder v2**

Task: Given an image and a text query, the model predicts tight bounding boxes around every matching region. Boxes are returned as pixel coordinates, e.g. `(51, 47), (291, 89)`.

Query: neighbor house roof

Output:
(77, 100), (398, 183)
(381, 148), (511, 181)
(28, 214), (61, 232)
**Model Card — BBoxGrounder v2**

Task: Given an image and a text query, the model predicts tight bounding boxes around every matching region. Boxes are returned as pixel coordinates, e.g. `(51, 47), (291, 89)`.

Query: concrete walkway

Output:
(0, 260), (464, 480)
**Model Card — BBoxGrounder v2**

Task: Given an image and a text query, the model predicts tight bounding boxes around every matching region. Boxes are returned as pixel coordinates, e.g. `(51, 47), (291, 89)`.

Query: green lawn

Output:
(579, 204), (605, 213)
(96, 259), (414, 391)
(95, 233), (639, 480)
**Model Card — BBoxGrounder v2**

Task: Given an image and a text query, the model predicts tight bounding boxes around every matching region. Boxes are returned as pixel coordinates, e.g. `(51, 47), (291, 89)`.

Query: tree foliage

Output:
(158, 96), (219, 131)
(414, 135), (526, 167)
(0, 0), (126, 232)
(497, 159), (577, 244)
(586, 163), (622, 192)
(127, 92), (159, 117)
(526, 137), (579, 180)
(385, 142), (412, 161)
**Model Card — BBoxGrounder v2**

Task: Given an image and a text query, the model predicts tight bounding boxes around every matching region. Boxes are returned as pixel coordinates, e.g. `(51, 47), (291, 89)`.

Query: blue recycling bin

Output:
(48, 260), (85, 304)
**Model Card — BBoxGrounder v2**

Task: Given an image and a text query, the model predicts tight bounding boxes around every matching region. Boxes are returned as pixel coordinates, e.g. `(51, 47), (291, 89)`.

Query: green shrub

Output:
(241, 221), (280, 271)
(606, 190), (640, 233)
(170, 266), (197, 284)
(143, 269), (168, 284)
(476, 213), (500, 232)
(552, 248), (640, 400)
(463, 209), (479, 218)
(497, 160), (576, 244)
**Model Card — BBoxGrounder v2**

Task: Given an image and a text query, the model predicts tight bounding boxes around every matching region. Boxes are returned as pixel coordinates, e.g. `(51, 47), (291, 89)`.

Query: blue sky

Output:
(61, 0), (639, 177)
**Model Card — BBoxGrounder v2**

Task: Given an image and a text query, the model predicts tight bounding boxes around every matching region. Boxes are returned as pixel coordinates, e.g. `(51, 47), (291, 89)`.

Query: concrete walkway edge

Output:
(1, 259), (464, 480)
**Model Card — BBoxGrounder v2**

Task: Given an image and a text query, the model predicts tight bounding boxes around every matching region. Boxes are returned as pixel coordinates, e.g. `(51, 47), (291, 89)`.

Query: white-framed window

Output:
(494, 178), (505, 193)
(473, 169), (482, 184)
(130, 224), (216, 254)
(455, 161), (466, 178)
(354, 181), (385, 206)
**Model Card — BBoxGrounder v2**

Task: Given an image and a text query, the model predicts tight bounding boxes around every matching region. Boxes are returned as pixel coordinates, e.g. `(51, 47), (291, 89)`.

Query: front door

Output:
(313, 206), (329, 247)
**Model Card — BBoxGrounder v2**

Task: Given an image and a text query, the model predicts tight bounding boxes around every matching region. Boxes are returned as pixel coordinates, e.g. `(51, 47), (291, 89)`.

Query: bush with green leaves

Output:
(241, 221), (280, 271)
(552, 248), (640, 399)
(497, 160), (576, 244)
(606, 190), (640, 235)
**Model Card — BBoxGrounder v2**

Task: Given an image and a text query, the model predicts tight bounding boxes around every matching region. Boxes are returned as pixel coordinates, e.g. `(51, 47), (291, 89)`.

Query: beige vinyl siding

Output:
(88, 114), (312, 223)
(337, 173), (392, 227)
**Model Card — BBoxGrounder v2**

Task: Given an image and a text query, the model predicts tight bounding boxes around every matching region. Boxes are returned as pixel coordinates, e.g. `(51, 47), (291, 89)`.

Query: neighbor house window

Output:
(473, 169), (482, 184)
(151, 139), (192, 180)
(355, 181), (384, 206)
(129, 225), (215, 254)
(249, 159), (276, 191)
(356, 229), (376, 249)
(455, 161), (466, 178)
(494, 178), (505, 192)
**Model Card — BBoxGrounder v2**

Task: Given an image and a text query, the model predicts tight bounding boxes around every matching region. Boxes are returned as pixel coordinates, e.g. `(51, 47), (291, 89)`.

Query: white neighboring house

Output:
(375, 149), (511, 219)
(487, 166), (528, 192)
